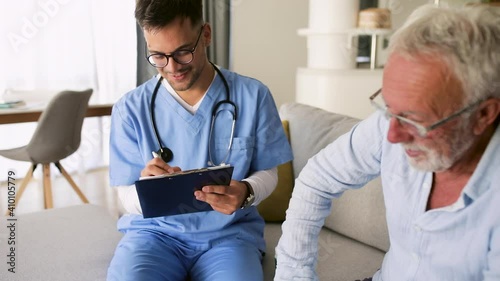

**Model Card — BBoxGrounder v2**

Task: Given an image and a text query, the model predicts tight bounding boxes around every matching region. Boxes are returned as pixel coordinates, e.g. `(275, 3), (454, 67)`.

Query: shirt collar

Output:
(461, 123), (500, 202)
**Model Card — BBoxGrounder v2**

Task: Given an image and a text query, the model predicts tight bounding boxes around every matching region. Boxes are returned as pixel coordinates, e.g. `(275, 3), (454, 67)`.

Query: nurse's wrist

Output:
(240, 180), (255, 209)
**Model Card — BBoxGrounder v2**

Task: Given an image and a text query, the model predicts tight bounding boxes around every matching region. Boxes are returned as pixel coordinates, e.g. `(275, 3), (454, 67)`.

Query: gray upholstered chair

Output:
(0, 89), (93, 213)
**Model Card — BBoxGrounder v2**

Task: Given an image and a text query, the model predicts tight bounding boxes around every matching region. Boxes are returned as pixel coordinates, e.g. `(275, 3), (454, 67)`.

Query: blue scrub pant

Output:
(107, 230), (264, 281)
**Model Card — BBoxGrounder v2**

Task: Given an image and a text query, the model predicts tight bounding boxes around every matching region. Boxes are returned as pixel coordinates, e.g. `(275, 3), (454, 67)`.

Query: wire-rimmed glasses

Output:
(369, 88), (481, 137)
(146, 25), (204, 68)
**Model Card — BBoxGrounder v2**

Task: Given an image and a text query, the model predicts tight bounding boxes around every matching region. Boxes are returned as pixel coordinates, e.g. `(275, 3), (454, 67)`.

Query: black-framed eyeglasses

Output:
(369, 88), (482, 137)
(146, 25), (204, 68)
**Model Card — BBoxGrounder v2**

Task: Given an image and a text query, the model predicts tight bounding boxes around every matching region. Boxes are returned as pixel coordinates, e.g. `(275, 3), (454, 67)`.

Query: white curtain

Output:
(0, 0), (137, 179)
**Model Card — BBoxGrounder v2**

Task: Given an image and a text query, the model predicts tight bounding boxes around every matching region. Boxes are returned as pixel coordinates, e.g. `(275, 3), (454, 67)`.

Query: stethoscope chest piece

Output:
(157, 147), (173, 163)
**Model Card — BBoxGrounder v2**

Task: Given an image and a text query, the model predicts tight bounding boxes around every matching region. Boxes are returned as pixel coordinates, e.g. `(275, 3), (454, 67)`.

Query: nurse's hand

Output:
(140, 157), (181, 177)
(194, 180), (247, 215)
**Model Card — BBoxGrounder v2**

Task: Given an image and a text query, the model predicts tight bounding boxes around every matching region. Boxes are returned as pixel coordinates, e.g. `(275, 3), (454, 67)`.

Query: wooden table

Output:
(0, 104), (113, 125)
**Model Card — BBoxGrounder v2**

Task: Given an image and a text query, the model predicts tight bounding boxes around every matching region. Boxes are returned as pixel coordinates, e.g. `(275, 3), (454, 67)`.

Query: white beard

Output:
(402, 120), (475, 172)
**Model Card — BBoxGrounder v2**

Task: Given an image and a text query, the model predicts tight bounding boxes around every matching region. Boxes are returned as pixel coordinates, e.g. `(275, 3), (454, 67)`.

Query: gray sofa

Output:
(0, 103), (389, 281)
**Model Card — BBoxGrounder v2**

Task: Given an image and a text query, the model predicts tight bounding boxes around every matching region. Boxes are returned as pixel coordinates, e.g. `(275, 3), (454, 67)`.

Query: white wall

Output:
(230, 0), (476, 110)
(230, 0), (430, 109)
(230, 0), (308, 108)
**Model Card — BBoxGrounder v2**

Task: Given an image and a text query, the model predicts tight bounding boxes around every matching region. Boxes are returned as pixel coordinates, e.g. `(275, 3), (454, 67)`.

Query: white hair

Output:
(388, 4), (500, 103)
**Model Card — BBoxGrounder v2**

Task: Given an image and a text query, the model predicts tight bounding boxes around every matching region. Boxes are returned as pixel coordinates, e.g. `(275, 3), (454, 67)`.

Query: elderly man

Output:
(275, 4), (500, 281)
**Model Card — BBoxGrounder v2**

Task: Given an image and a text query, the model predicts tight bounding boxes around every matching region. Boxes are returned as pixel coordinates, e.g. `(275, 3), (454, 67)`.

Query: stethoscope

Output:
(150, 62), (237, 166)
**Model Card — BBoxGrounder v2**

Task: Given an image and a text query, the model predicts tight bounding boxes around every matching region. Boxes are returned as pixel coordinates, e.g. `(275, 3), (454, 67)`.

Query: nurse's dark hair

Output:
(135, 0), (203, 32)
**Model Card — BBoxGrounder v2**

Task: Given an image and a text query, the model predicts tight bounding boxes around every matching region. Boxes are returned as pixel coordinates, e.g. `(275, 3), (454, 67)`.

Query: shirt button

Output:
(413, 225), (422, 232)
(412, 253), (419, 261)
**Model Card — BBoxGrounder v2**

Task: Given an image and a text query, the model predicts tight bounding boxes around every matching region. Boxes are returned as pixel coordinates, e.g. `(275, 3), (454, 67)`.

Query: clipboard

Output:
(135, 165), (234, 218)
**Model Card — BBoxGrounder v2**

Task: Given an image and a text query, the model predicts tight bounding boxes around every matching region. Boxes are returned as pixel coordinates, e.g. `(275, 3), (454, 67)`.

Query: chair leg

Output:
(43, 163), (54, 209)
(54, 162), (89, 204)
(5, 164), (37, 216)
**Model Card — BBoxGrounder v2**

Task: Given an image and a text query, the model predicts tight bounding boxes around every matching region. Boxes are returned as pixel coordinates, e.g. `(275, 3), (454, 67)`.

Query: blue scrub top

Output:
(109, 68), (293, 251)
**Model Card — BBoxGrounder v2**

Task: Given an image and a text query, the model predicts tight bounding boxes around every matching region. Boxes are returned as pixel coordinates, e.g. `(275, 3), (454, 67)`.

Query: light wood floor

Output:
(0, 166), (121, 218)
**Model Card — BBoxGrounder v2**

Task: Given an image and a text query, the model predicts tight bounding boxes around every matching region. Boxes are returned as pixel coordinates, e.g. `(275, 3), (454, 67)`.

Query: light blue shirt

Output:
(109, 68), (293, 252)
(275, 111), (500, 280)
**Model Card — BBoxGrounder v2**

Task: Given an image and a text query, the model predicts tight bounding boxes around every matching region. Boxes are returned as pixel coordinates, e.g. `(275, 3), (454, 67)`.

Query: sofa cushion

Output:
(279, 102), (389, 252)
(264, 223), (385, 281)
(258, 121), (294, 222)
(325, 178), (389, 252)
(279, 103), (361, 176)
(0, 204), (122, 281)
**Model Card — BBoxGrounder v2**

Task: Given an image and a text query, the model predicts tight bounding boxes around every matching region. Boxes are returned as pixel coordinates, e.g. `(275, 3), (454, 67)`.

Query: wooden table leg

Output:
(43, 164), (53, 209)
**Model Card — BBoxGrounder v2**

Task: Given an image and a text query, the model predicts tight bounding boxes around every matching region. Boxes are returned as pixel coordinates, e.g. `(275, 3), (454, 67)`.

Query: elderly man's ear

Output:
(473, 99), (500, 135)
